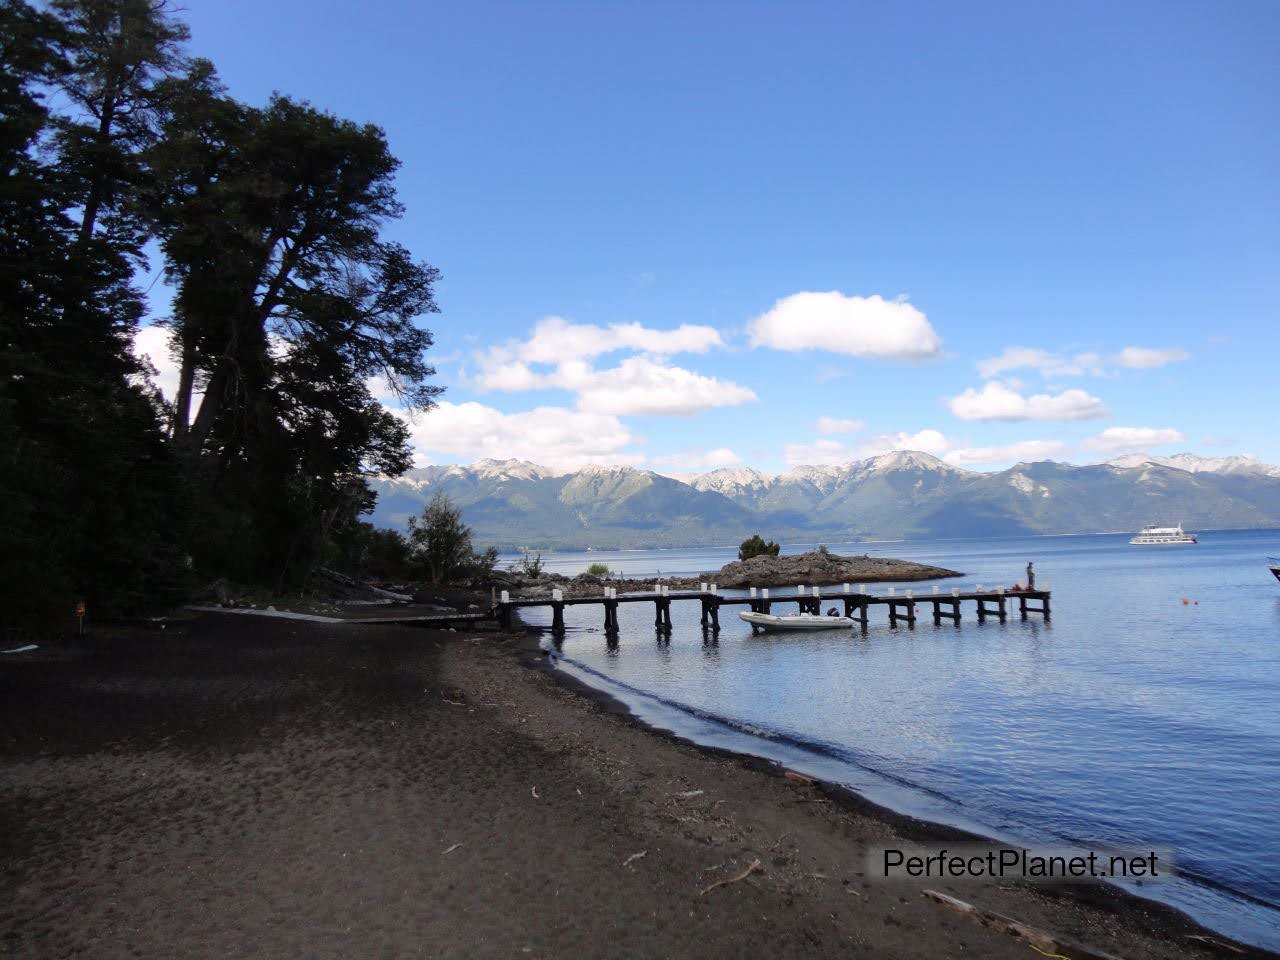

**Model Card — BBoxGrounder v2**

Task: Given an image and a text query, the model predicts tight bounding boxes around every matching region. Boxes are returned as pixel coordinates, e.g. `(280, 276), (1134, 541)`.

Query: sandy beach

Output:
(0, 614), (1269, 959)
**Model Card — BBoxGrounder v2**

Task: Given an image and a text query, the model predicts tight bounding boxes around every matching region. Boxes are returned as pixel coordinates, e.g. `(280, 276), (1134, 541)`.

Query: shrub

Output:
(461, 546), (500, 581)
(407, 493), (475, 584)
(515, 552), (545, 577)
(586, 562), (611, 576)
(739, 534), (781, 561)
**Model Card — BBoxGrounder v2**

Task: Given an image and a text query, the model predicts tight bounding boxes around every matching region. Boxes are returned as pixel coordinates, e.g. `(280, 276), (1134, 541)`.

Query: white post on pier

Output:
(888, 587), (896, 596)
(977, 584), (984, 593)
(762, 588), (770, 599)
(796, 585), (804, 596)
(857, 584), (866, 594)
(749, 586), (757, 598)
(932, 585), (939, 594)
(842, 583), (850, 593)
(552, 588), (563, 601)
(699, 582), (708, 593)
(500, 589), (510, 603)
(998, 587), (1005, 596)
(952, 587), (960, 597)
(906, 589), (913, 599)
(710, 583), (718, 594)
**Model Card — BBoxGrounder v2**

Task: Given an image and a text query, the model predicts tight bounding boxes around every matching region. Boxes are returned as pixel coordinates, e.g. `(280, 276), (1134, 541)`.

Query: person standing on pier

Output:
(1026, 561), (1035, 589)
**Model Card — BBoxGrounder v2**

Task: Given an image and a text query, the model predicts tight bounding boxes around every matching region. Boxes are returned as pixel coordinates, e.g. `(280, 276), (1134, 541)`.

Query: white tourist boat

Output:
(739, 610), (854, 631)
(1129, 523), (1198, 545)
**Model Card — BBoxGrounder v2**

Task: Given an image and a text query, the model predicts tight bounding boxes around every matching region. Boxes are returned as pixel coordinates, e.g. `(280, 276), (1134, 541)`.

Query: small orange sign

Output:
(75, 601), (85, 618)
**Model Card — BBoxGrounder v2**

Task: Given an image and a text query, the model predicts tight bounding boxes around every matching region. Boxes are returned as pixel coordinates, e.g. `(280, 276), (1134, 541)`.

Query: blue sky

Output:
(135, 0), (1280, 474)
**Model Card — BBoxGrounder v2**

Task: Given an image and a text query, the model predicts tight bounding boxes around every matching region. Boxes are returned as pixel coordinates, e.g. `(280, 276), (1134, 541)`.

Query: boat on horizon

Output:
(1269, 557), (1280, 583)
(739, 610), (854, 631)
(1130, 523), (1198, 545)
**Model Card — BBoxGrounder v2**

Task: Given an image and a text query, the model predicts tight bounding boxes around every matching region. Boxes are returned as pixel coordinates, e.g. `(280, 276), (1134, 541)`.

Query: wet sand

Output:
(0, 614), (1267, 958)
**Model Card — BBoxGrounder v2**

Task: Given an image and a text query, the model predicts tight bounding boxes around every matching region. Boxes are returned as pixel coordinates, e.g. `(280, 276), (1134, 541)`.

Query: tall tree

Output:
(50, 0), (188, 243)
(149, 89), (443, 585)
(0, 0), (189, 633)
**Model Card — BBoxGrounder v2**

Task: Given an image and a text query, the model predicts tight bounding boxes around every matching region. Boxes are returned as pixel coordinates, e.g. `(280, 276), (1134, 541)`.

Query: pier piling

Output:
(490, 585), (1051, 639)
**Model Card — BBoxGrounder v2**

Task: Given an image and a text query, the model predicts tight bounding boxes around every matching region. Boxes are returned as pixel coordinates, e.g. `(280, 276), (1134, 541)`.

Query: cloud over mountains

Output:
(748, 291), (942, 360)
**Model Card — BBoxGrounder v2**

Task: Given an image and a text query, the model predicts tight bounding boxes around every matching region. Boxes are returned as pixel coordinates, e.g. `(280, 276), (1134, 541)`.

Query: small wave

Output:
(547, 646), (1280, 941)
(549, 647), (962, 806)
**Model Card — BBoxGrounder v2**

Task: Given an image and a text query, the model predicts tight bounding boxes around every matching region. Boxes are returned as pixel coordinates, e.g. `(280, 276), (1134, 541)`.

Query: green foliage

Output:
(149, 83), (442, 588)
(407, 494), (475, 585)
(331, 524), (413, 581)
(738, 534), (781, 561)
(0, 0), (443, 633)
(0, 0), (192, 637)
(586, 562), (611, 576)
(515, 552), (545, 577)
(461, 546), (500, 582)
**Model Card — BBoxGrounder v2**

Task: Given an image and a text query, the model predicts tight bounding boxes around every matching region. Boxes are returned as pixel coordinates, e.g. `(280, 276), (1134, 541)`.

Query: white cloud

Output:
(976, 344), (1189, 379)
(1112, 346), (1190, 369)
(401, 401), (644, 471)
(815, 416), (865, 435)
(471, 359), (544, 392)
(944, 440), (1070, 467)
(469, 315), (752, 416)
(132, 325), (180, 402)
(783, 428), (950, 467)
(653, 447), (743, 470)
(570, 357), (756, 416)
(976, 347), (1106, 380)
(855, 428), (952, 458)
(948, 381), (1108, 421)
(748, 291), (942, 360)
(478, 315), (723, 377)
(783, 438), (855, 467)
(1081, 426), (1186, 455)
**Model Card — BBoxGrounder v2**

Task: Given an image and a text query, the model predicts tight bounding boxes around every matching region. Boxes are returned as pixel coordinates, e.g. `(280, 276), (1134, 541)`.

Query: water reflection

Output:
(530, 530), (1280, 949)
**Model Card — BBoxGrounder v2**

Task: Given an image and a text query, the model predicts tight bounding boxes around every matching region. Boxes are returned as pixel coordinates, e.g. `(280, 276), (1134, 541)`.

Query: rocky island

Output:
(704, 548), (962, 588)
(505, 549), (961, 598)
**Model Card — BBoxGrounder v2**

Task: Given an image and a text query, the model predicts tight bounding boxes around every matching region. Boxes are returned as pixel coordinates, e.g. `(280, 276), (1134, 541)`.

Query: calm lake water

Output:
(502, 531), (1280, 949)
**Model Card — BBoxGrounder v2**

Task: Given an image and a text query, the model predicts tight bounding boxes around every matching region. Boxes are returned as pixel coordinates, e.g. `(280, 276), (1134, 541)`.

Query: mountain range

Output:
(368, 452), (1280, 550)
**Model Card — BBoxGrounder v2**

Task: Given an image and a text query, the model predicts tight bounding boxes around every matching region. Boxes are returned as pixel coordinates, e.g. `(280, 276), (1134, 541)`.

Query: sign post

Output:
(75, 600), (85, 637)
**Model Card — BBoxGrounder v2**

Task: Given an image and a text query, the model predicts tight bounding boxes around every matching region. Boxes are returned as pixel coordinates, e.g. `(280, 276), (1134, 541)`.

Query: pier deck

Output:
(493, 586), (1051, 635)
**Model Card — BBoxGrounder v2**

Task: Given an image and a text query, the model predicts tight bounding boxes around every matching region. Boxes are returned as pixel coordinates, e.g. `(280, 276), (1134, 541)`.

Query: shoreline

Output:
(2, 613), (1274, 958)
(515, 623), (1278, 956)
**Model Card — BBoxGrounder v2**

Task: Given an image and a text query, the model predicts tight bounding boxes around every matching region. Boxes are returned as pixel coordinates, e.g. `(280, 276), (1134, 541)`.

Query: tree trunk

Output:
(172, 332), (196, 441)
(185, 358), (231, 463)
(77, 96), (117, 243)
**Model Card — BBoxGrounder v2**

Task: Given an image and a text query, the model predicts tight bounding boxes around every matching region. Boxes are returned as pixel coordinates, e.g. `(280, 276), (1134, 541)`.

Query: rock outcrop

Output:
(707, 550), (961, 588)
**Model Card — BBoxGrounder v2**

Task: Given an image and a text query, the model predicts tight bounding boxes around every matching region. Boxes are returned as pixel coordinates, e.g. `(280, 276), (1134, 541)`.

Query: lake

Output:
(502, 530), (1280, 949)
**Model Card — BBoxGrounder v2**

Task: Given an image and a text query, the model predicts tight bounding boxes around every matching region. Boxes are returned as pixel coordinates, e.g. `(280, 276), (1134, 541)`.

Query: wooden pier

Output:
(494, 584), (1050, 637)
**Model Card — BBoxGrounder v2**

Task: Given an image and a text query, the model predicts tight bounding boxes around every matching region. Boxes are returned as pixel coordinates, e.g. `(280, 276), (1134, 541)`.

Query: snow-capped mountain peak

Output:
(1107, 452), (1280, 478)
(689, 467), (776, 496)
(864, 450), (968, 474)
(471, 458), (557, 481)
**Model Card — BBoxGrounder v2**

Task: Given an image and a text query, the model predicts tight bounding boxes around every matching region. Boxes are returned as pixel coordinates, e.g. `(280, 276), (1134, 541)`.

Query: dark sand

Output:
(0, 615), (1267, 959)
